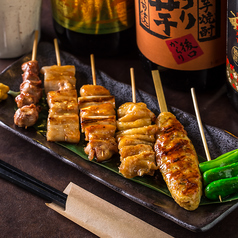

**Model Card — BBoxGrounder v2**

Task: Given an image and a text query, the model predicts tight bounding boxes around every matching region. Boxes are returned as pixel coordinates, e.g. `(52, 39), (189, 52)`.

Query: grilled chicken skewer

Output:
(152, 70), (202, 211)
(116, 68), (158, 179)
(42, 39), (80, 143)
(14, 31), (42, 128)
(78, 54), (118, 162)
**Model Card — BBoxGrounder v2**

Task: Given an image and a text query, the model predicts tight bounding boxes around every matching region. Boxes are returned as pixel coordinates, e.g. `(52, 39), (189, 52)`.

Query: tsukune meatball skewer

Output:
(152, 70), (202, 211)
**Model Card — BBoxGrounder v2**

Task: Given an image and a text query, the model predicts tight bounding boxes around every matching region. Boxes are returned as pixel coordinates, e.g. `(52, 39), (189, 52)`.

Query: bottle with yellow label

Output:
(135, 0), (226, 91)
(51, 0), (135, 56)
(227, 1), (238, 111)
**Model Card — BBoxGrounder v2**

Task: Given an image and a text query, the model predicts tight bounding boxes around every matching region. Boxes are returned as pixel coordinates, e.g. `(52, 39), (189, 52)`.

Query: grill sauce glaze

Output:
(154, 112), (202, 211)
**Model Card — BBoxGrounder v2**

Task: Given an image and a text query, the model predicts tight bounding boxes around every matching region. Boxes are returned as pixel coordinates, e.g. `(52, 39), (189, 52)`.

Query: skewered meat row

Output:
(154, 112), (202, 211)
(78, 84), (118, 162)
(41, 65), (80, 143)
(41, 65), (76, 94)
(14, 60), (42, 128)
(116, 102), (158, 179)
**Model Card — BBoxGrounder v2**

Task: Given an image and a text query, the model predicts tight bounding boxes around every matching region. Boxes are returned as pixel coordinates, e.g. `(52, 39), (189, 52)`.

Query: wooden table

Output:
(1, 0), (238, 237)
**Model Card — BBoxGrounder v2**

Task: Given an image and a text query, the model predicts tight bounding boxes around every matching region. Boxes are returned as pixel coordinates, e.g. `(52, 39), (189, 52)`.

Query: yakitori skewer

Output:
(152, 70), (202, 211)
(78, 54), (118, 162)
(115, 68), (158, 179)
(191, 87), (223, 202)
(14, 30), (42, 128)
(43, 38), (80, 143)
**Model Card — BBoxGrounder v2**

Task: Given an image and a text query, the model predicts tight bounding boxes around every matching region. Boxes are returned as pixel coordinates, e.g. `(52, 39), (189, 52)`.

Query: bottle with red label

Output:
(135, 0), (226, 91)
(51, 0), (135, 56)
(227, 1), (238, 111)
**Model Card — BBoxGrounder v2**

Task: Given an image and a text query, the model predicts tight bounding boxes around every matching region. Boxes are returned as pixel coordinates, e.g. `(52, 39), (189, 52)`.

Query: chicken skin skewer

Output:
(115, 69), (158, 179)
(116, 102), (158, 179)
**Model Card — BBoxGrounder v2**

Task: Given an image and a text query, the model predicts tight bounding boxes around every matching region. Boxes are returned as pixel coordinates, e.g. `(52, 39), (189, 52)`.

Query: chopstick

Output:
(0, 159), (67, 208)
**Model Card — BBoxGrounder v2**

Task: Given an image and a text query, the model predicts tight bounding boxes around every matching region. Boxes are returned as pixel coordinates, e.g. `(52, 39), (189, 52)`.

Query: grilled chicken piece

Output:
(80, 103), (115, 118)
(79, 84), (117, 162)
(15, 92), (39, 108)
(116, 125), (158, 137)
(47, 89), (78, 114)
(22, 71), (40, 82)
(119, 151), (158, 178)
(20, 80), (42, 100)
(14, 60), (42, 128)
(22, 60), (39, 74)
(118, 137), (154, 150)
(80, 84), (110, 96)
(119, 144), (153, 158)
(117, 118), (152, 131)
(41, 65), (76, 94)
(14, 104), (40, 128)
(47, 113), (80, 143)
(154, 112), (202, 211)
(85, 124), (116, 141)
(84, 137), (118, 162)
(116, 102), (158, 178)
(81, 115), (116, 133)
(117, 102), (156, 122)
(117, 134), (155, 143)
(78, 95), (115, 109)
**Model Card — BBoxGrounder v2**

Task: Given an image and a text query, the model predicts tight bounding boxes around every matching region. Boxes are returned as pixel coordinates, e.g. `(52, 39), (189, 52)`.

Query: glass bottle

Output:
(51, 0), (135, 56)
(135, 0), (226, 91)
(227, 0), (238, 111)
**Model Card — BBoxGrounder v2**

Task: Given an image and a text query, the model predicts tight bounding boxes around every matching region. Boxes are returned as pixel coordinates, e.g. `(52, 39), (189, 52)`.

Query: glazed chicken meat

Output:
(78, 84), (118, 162)
(116, 102), (158, 179)
(14, 60), (42, 128)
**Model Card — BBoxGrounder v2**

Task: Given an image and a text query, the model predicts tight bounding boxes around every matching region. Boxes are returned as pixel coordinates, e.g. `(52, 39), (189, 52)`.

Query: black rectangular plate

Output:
(1, 42), (238, 232)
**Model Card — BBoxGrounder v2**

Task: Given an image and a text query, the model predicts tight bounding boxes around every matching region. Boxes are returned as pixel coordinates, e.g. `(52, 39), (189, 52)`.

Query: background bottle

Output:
(227, 1), (238, 111)
(51, 0), (135, 57)
(135, 0), (226, 91)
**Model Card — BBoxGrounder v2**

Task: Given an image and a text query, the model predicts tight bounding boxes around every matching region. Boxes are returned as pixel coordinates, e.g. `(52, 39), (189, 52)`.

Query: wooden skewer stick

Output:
(191, 88), (222, 202)
(191, 88), (211, 161)
(130, 68), (136, 103)
(31, 30), (39, 61)
(151, 70), (168, 113)
(54, 38), (61, 66)
(90, 54), (97, 85)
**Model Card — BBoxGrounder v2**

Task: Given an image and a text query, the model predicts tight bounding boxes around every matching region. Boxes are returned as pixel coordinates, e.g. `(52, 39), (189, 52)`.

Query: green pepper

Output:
(203, 162), (238, 186)
(205, 177), (238, 200)
(199, 149), (238, 174)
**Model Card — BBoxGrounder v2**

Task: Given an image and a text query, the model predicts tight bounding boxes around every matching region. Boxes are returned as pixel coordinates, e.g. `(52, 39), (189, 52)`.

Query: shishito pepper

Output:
(199, 149), (238, 174)
(203, 162), (238, 186)
(205, 177), (238, 200)
(0, 83), (9, 102)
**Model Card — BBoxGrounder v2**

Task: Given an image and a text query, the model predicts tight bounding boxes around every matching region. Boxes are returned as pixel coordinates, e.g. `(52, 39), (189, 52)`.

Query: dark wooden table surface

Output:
(1, 0), (238, 237)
